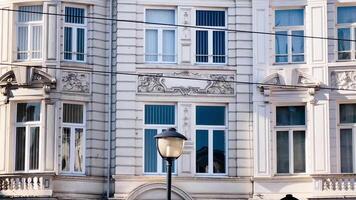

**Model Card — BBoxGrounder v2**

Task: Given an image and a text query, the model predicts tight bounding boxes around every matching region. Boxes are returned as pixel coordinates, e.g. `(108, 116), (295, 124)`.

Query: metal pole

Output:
(166, 159), (172, 200)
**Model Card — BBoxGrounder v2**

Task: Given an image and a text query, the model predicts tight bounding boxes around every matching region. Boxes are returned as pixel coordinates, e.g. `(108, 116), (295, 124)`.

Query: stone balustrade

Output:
(312, 174), (356, 192)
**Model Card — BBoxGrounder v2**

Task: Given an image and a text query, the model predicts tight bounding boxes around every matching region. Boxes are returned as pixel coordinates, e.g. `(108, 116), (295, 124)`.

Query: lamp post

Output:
(154, 128), (187, 200)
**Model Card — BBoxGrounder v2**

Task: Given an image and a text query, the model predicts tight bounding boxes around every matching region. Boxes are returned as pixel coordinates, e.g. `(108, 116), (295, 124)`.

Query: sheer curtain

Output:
(145, 30), (158, 61)
(162, 30), (175, 62)
(74, 128), (83, 172)
(275, 9), (304, 27)
(337, 7), (356, 24)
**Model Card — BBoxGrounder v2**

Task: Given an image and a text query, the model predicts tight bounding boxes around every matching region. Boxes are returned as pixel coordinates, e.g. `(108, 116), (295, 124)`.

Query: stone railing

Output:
(312, 174), (356, 193)
(0, 173), (53, 197)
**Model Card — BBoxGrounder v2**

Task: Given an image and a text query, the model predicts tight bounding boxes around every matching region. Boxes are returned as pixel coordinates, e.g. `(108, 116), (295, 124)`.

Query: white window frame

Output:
(63, 5), (87, 62)
(273, 8), (305, 64)
(194, 104), (228, 176)
(143, 103), (178, 175)
(335, 6), (356, 61)
(14, 102), (42, 173)
(60, 102), (86, 175)
(144, 8), (177, 64)
(274, 105), (307, 175)
(16, 5), (43, 61)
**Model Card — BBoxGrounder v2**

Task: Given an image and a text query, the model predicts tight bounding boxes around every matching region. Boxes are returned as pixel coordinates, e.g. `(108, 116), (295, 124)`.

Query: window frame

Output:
(194, 8), (228, 65)
(194, 104), (228, 176)
(144, 8), (177, 64)
(273, 8), (306, 64)
(60, 102), (86, 175)
(335, 6), (356, 61)
(274, 105), (307, 175)
(13, 102), (42, 173)
(63, 5), (88, 62)
(16, 4), (44, 61)
(143, 103), (178, 175)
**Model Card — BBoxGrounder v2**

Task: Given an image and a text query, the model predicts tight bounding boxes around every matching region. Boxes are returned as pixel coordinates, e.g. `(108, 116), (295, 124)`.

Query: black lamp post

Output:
(154, 128), (187, 200)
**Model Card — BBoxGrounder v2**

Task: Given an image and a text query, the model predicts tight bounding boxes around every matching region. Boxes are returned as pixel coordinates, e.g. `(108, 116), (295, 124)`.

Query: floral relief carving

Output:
(331, 71), (356, 90)
(62, 71), (90, 93)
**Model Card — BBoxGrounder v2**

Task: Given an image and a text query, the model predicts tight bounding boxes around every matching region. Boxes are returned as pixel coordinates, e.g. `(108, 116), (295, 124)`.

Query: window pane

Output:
(275, 31), (288, 63)
(338, 28), (351, 56)
(17, 103), (41, 122)
(276, 106), (305, 126)
(337, 7), (356, 24)
(162, 159), (175, 173)
(77, 28), (85, 61)
(31, 26), (42, 59)
(196, 30), (208, 62)
(292, 30), (304, 62)
(62, 127), (71, 171)
(15, 127), (26, 171)
(162, 30), (175, 62)
(17, 26), (28, 60)
(29, 127), (40, 170)
(63, 104), (84, 124)
(293, 131), (305, 173)
(146, 9), (175, 24)
(340, 104), (356, 123)
(196, 11), (225, 27)
(18, 5), (43, 22)
(196, 130), (209, 173)
(196, 106), (225, 126)
(213, 31), (226, 63)
(340, 129), (353, 173)
(64, 27), (73, 60)
(145, 30), (158, 61)
(275, 9), (304, 26)
(144, 105), (175, 125)
(213, 130), (225, 173)
(74, 128), (83, 172)
(65, 7), (85, 24)
(144, 129), (157, 173)
(277, 131), (289, 173)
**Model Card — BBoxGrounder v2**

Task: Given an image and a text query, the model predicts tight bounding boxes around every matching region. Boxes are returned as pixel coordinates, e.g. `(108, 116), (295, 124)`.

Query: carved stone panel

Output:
(61, 71), (90, 93)
(331, 71), (356, 90)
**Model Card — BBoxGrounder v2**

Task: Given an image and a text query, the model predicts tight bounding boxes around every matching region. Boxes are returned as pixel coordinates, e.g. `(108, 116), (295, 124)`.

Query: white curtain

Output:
(74, 128), (83, 172)
(145, 30), (158, 61)
(162, 30), (175, 62)
(146, 9), (175, 24)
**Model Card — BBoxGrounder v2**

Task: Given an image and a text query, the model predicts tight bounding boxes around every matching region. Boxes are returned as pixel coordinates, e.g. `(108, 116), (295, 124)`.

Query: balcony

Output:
(312, 174), (356, 198)
(0, 173), (54, 198)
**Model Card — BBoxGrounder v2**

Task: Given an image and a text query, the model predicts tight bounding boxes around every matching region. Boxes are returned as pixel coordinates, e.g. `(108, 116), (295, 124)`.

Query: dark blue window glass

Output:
(275, 31), (288, 63)
(337, 7), (356, 24)
(213, 130), (225, 173)
(196, 106), (225, 126)
(292, 30), (304, 62)
(196, 11), (225, 27)
(196, 31), (208, 62)
(196, 130), (209, 173)
(77, 28), (85, 61)
(293, 131), (305, 173)
(213, 31), (225, 63)
(144, 129), (157, 173)
(340, 104), (356, 123)
(276, 106), (305, 126)
(275, 9), (304, 26)
(65, 7), (85, 24)
(337, 28), (351, 60)
(340, 129), (353, 173)
(64, 27), (72, 60)
(277, 131), (289, 173)
(145, 105), (175, 125)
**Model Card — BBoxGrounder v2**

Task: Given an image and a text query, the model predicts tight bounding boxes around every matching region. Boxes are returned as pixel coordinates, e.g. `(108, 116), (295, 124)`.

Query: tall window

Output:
(337, 7), (356, 60)
(195, 106), (226, 175)
(145, 9), (176, 63)
(339, 104), (356, 173)
(64, 7), (86, 61)
(275, 9), (305, 63)
(144, 104), (176, 174)
(276, 106), (306, 174)
(61, 103), (85, 174)
(196, 10), (226, 64)
(15, 103), (41, 171)
(17, 5), (43, 60)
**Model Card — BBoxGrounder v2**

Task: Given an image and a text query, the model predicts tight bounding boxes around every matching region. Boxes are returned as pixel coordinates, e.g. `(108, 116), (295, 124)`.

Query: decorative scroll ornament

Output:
(62, 71), (90, 93)
(331, 71), (356, 90)
(137, 72), (234, 96)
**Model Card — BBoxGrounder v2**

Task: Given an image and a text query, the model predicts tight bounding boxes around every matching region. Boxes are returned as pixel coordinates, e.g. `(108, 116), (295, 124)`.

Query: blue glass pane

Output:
(337, 7), (356, 24)
(340, 104), (356, 123)
(340, 129), (353, 173)
(145, 105), (175, 125)
(213, 130), (225, 173)
(144, 129), (157, 173)
(292, 31), (304, 54)
(293, 131), (305, 173)
(64, 27), (72, 60)
(17, 103), (41, 122)
(338, 28), (351, 51)
(196, 106), (225, 126)
(276, 106), (305, 126)
(275, 9), (304, 26)
(146, 9), (175, 24)
(196, 130), (208, 173)
(196, 30), (208, 62)
(65, 7), (85, 24)
(196, 11), (225, 27)
(77, 28), (85, 61)
(213, 31), (225, 63)
(277, 131), (289, 173)
(275, 31), (288, 63)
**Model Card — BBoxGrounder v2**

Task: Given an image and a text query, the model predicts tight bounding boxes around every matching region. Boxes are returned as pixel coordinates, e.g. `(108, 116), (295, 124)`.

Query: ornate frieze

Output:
(137, 72), (234, 96)
(61, 71), (90, 93)
(331, 71), (356, 90)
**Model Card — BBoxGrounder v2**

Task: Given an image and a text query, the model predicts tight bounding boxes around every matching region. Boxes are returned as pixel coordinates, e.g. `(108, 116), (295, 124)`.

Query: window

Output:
(337, 7), (356, 60)
(275, 9), (305, 63)
(276, 106), (306, 174)
(17, 5), (43, 60)
(61, 103), (85, 174)
(144, 105), (176, 174)
(195, 106), (226, 175)
(145, 9), (176, 63)
(15, 103), (41, 171)
(196, 10), (226, 64)
(339, 104), (356, 173)
(63, 7), (86, 61)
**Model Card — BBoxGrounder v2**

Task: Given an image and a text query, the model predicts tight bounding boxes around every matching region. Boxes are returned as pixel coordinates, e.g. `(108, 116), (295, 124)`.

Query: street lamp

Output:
(155, 128), (187, 200)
